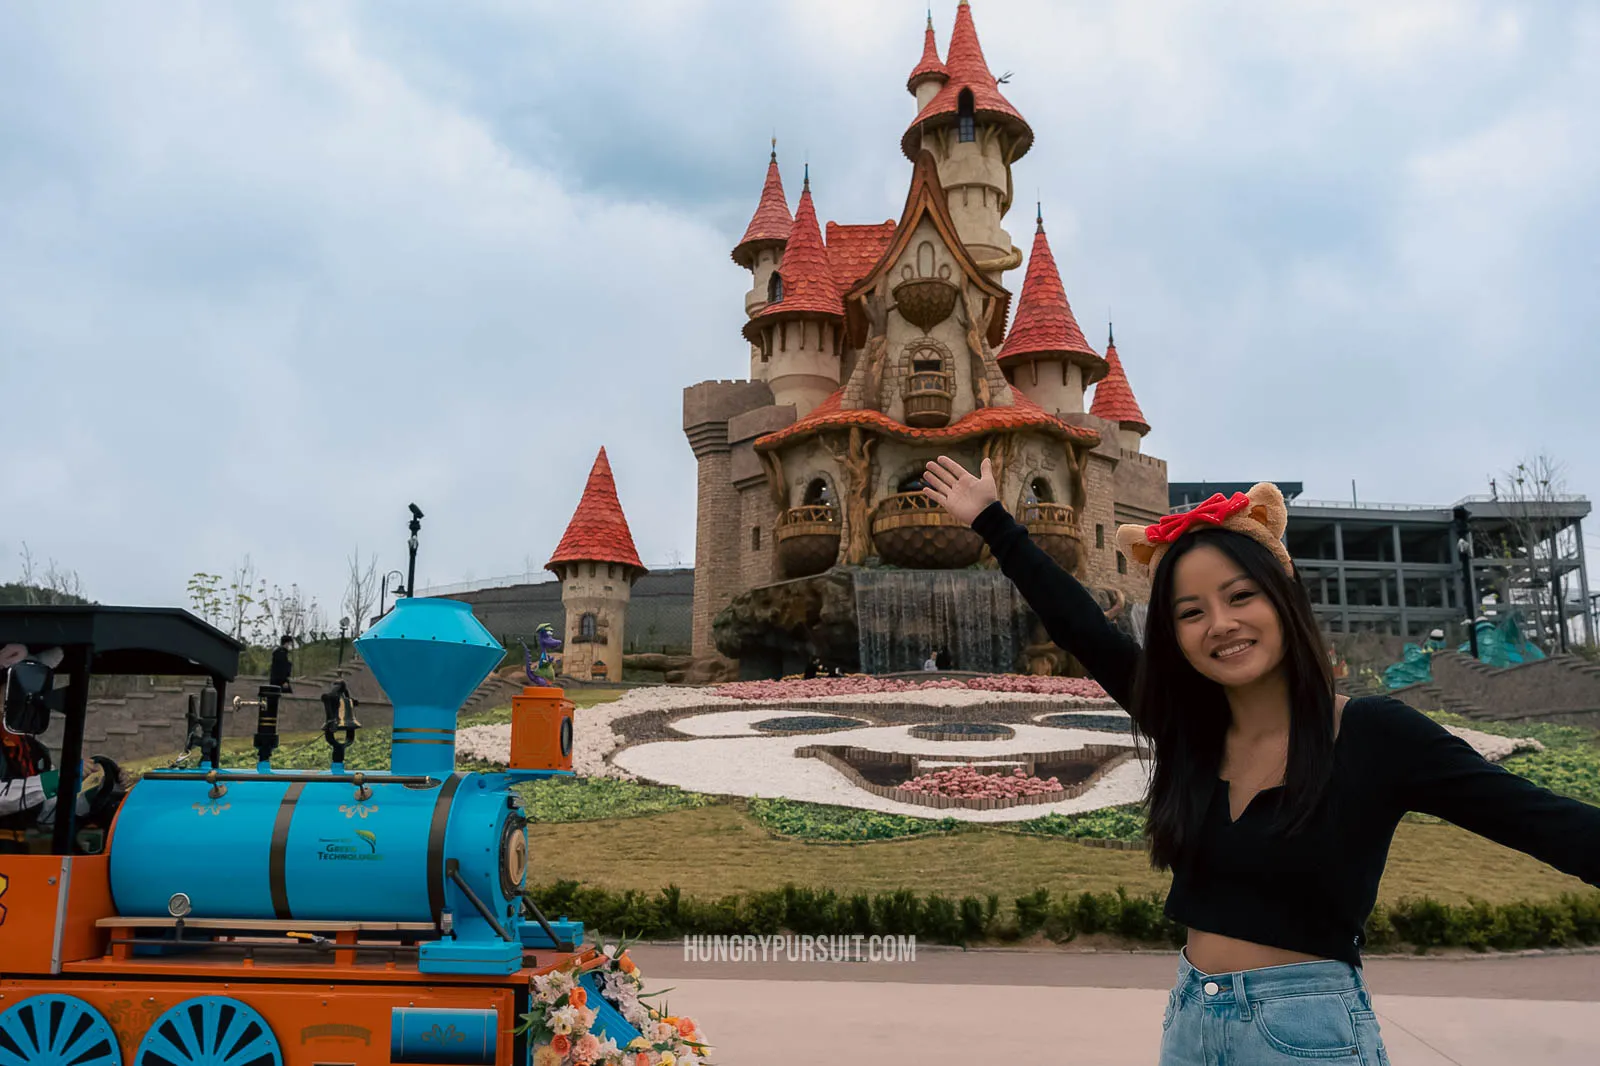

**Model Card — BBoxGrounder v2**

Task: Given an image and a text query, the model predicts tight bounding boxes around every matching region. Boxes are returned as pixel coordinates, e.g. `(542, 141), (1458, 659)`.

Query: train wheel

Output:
(0, 995), (122, 1066)
(132, 998), (282, 1066)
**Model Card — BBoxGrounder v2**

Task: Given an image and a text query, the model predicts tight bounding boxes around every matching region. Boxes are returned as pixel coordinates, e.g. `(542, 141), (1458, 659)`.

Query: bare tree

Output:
(343, 548), (379, 636)
(1491, 452), (1576, 650)
(16, 542), (88, 605)
(261, 583), (319, 644)
(225, 556), (265, 643)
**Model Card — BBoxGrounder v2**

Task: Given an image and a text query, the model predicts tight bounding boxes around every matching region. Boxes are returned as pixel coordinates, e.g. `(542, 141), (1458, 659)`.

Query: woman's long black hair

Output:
(1132, 527), (1336, 870)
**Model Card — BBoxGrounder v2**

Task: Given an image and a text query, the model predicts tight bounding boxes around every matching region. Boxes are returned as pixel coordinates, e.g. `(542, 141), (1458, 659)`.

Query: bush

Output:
(526, 880), (1600, 953)
(1015, 804), (1147, 842)
(745, 798), (961, 841)
(516, 776), (718, 822)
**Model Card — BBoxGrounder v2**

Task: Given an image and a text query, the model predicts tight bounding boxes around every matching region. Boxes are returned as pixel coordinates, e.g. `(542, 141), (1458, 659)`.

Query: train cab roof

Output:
(0, 604), (242, 679)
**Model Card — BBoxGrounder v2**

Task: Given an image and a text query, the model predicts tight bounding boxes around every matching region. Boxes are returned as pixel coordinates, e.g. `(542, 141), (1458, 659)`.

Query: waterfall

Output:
(853, 569), (1033, 675)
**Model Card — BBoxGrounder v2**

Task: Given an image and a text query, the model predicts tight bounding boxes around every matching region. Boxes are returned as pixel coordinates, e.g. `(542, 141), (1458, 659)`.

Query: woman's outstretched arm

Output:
(921, 456), (1141, 709)
(1377, 698), (1600, 887)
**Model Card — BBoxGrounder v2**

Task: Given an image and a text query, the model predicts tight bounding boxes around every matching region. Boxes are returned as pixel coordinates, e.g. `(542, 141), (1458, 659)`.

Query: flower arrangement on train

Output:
(521, 937), (711, 1066)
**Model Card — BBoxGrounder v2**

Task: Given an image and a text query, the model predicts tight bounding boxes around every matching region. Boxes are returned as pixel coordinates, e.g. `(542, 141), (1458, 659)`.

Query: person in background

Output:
(269, 634), (295, 693)
(803, 657), (820, 680)
(922, 651), (938, 672)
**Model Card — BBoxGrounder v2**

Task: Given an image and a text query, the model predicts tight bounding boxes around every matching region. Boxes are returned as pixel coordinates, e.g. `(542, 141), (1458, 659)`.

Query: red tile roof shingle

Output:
(546, 448), (646, 573)
(901, 2), (1032, 160)
(907, 15), (948, 91)
(743, 176), (843, 341)
(1090, 337), (1149, 435)
(826, 221), (896, 293)
(998, 216), (1106, 382)
(754, 388), (1100, 451)
(731, 149), (792, 268)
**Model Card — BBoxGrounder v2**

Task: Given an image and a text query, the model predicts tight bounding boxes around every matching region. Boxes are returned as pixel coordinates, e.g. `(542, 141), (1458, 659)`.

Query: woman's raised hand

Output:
(921, 456), (999, 526)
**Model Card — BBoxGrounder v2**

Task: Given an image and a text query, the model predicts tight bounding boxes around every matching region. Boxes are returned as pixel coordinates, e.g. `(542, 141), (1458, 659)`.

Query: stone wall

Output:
(1429, 652), (1600, 721)
(442, 571), (693, 657)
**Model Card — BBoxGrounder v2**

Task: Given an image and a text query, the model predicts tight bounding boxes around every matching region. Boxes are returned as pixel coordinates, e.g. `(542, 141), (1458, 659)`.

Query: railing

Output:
(905, 369), (954, 395)
(777, 504), (841, 529)
(903, 370), (955, 428)
(874, 491), (948, 519)
(1021, 502), (1076, 527)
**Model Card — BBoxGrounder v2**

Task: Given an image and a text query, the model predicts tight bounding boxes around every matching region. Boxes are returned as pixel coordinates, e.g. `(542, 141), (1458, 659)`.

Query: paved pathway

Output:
(630, 945), (1600, 1065)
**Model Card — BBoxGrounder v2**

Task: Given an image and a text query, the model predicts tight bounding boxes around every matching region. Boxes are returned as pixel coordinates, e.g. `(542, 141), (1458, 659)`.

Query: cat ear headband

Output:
(1114, 482), (1293, 576)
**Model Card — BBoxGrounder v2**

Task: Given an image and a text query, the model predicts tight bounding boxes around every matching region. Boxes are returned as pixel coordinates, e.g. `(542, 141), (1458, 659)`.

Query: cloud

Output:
(1, 0), (1595, 617)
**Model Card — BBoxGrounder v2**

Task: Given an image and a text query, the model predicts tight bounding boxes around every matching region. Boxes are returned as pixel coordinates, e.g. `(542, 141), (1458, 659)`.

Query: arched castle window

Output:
(768, 272), (784, 303)
(802, 478), (833, 507)
(897, 471), (927, 495)
(958, 89), (975, 142)
(1028, 478), (1054, 504)
(579, 613), (597, 640)
(916, 240), (936, 278)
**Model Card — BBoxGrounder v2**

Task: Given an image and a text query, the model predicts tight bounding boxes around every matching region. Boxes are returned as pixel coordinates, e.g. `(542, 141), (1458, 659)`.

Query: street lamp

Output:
(406, 503), (424, 601)
(379, 570), (406, 620)
(1453, 506), (1479, 660)
(338, 617), (350, 665)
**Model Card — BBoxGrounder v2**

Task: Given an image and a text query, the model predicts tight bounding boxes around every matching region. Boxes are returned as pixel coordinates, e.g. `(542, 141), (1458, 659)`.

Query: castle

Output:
(683, 1), (1169, 668)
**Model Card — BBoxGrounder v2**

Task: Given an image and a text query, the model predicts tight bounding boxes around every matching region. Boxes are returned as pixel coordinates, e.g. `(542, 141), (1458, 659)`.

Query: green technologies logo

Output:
(318, 829), (383, 862)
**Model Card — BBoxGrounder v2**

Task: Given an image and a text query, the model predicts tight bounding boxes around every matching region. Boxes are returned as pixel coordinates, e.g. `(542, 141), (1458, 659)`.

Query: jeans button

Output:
(1203, 981), (1219, 996)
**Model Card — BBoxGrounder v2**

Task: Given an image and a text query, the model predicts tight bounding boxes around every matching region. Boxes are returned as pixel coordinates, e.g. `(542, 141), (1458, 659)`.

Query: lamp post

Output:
(379, 570), (406, 620)
(406, 503), (424, 599)
(338, 617), (350, 665)
(1454, 506), (1479, 660)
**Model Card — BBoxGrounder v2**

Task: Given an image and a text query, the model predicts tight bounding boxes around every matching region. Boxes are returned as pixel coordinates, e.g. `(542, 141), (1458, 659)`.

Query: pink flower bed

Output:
(714, 675), (1107, 701)
(898, 765), (1064, 799)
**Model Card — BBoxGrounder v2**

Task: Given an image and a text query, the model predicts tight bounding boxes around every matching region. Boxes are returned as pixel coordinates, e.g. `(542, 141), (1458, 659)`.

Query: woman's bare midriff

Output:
(1184, 929), (1328, 974)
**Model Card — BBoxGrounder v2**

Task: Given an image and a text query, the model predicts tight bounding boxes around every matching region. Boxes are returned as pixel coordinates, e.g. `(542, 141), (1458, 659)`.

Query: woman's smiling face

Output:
(1170, 543), (1285, 687)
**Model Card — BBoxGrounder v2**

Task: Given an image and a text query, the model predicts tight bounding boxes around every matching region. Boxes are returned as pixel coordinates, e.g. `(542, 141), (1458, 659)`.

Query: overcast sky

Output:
(2, 1), (1596, 622)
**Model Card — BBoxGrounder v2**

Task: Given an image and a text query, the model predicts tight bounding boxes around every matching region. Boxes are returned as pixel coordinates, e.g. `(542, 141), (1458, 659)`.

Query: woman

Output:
(921, 456), (1600, 1064)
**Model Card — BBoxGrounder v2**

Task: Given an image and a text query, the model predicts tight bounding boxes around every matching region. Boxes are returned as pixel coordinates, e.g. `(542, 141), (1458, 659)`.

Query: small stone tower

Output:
(545, 448), (647, 682)
(997, 208), (1108, 416)
(906, 14), (949, 113)
(1090, 326), (1151, 453)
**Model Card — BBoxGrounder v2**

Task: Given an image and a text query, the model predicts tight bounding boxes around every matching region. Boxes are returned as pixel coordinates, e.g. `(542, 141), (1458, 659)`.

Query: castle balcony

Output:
(902, 369), (955, 428)
(1021, 502), (1084, 575)
(871, 492), (984, 569)
(775, 504), (842, 579)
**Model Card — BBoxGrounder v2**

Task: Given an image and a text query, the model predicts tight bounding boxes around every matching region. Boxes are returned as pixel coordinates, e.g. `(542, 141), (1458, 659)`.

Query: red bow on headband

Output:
(1145, 492), (1251, 546)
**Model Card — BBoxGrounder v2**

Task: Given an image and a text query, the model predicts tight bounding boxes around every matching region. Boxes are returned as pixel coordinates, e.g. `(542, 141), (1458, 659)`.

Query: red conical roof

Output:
(546, 448), (646, 573)
(731, 145), (792, 268)
(907, 15), (948, 92)
(998, 212), (1106, 382)
(1090, 331), (1149, 435)
(902, 2), (1031, 160)
(743, 171), (843, 341)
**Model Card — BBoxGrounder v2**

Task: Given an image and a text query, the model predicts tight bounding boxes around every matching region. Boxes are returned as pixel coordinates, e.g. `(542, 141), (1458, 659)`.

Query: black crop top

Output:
(973, 501), (1600, 966)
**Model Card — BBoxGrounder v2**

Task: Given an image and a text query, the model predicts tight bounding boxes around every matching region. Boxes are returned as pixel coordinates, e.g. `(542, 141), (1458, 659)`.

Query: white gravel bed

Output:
(611, 722), (1141, 822)
(786, 689), (1113, 708)
(1442, 724), (1543, 762)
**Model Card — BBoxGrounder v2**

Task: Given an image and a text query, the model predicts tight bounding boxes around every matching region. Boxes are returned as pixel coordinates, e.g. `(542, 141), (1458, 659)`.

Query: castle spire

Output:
(997, 210), (1104, 381)
(731, 144), (793, 269)
(906, 11), (948, 94)
(746, 177), (842, 330)
(1091, 332), (1150, 437)
(546, 448), (646, 575)
(902, 1), (1031, 160)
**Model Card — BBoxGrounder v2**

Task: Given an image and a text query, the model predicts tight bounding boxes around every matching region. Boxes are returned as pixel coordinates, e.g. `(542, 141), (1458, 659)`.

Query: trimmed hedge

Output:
(525, 880), (1600, 953)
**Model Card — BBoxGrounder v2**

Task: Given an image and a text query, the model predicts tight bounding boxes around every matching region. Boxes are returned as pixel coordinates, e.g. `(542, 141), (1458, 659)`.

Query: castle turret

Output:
(1090, 325), (1151, 452)
(732, 143), (793, 378)
(997, 207), (1108, 416)
(545, 448), (647, 683)
(901, 2), (1031, 274)
(740, 168), (843, 416)
(906, 14), (948, 113)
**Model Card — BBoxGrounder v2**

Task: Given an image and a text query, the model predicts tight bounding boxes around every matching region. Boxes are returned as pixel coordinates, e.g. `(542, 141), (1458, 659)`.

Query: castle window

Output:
(802, 478), (832, 506)
(898, 472), (927, 495)
(1095, 524), (1105, 549)
(957, 89), (975, 142)
(1029, 478), (1054, 504)
(752, 526), (762, 550)
(768, 272), (784, 303)
(579, 613), (598, 640)
(1117, 552), (1127, 575)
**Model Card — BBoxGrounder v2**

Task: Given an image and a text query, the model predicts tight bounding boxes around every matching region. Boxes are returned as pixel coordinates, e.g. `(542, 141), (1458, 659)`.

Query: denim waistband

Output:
(1175, 947), (1369, 1016)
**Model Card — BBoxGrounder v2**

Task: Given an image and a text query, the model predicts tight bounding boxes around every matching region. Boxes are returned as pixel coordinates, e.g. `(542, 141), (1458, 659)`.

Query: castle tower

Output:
(906, 14), (948, 112)
(732, 143), (793, 380)
(1090, 326), (1151, 452)
(545, 448), (647, 683)
(739, 168), (843, 416)
(997, 208), (1108, 417)
(900, 1), (1032, 275)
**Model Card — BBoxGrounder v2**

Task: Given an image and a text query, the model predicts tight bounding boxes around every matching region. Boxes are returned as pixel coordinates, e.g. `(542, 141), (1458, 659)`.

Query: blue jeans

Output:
(1160, 949), (1390, 1064)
